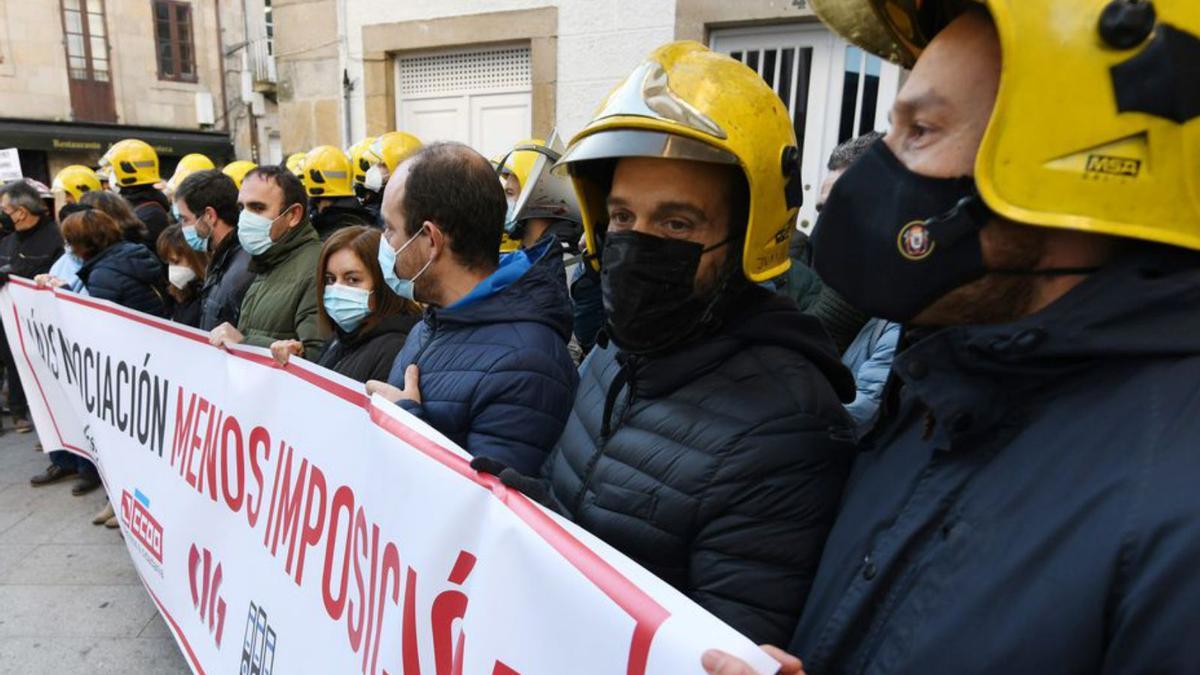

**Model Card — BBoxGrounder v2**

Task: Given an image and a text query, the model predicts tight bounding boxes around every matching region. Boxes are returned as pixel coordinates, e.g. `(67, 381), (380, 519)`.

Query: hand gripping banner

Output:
(0, 278), (779, 675)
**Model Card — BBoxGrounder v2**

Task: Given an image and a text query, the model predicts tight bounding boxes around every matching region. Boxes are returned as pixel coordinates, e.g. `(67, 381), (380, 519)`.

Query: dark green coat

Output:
(237, 222), (324, 359)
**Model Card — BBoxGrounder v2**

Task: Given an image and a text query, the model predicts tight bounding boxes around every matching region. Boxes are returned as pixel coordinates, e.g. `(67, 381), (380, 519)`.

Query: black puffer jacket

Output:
(0, 215), (63, 279)
(312, 198), (375, 241)
(542, 284), (856, 645)
(77, 241), (168, 317)
(198, 232), (255, 331)
(123, 184), (171, 245)
(317, 312), (420, 383)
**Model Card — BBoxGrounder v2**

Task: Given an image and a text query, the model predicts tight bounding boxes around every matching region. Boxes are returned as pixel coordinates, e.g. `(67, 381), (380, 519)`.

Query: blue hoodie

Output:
(387, 237), (578, 474)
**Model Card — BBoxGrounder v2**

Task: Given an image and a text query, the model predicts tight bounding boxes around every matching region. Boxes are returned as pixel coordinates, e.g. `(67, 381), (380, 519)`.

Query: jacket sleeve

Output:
(1100, 428), (1200, 674)
(294, 278), (324, 361)
(463, 344), (578, 476)
(845, 321), (900, 428)
(688, 414), (853, 646)
(83, 267), (124, 305)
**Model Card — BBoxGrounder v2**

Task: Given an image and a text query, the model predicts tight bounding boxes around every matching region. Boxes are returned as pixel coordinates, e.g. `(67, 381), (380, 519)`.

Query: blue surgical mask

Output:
(238, 207), (288, 256)
(323, 284), (372, 333)
(64, 244), (83, 267)
(182, 223), (209, 252)
(504, 199), (519, 234)
(377, 228), (431, 301)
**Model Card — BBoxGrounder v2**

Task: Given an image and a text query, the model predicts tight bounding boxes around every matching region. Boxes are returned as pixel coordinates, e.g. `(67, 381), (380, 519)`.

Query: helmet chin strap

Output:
(989, 266), (1102, 277)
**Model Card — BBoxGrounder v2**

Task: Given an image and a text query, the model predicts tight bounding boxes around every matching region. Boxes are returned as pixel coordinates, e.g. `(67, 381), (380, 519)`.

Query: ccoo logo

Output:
(188, 544), (227, 648)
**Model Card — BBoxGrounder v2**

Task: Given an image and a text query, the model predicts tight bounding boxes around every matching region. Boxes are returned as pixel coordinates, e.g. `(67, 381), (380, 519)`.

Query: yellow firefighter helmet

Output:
(285, 152), (307, 177)
(365, 131), (424, 173)
(166, 153), (216, 194)
(557, 41), (804, 282)
(497, 138), (546, 191)
(303, 145), (355, 198)
(99, 139), (161, 188)
(810, 0), (1200, 250)
(51, 165), (102, 202)
(346, 137), (377, 186)
(222, 160), (258, 190)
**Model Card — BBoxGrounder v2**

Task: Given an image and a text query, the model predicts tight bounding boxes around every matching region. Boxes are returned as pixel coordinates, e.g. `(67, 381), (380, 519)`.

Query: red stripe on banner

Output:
(8, 301), (87, 456)
(8, 277), (672, 674)
(369, 407), (670, 675)
(142, 575), (208, 675)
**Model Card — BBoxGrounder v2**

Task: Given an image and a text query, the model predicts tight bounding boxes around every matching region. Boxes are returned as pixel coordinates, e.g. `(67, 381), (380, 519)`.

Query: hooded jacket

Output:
(198, 230), (256, 331)
(122, 184), (171, 245)
(542, 283), (857, 646)
(387, 237), (578, 475)
(237, 222), (323, 359)
(77, 241), (168, 316)
(312, 198), (375, 241)
(0, 214), (63, 279)
(318, 312), (419, 383)
(793, 243), (1200, 674)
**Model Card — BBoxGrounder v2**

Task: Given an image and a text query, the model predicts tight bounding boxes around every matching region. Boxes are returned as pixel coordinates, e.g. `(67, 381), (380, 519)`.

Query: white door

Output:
(395, 46), (532, 160)
(711, 24), (902, 231)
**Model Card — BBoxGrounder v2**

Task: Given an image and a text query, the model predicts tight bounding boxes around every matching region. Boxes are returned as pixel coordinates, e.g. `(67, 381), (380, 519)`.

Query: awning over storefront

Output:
(0, 118), (233, 161)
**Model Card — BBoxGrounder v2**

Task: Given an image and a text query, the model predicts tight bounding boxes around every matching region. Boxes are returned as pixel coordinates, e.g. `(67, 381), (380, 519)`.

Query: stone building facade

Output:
(274, 0), (901, 230)
(0, 0), (279, 184)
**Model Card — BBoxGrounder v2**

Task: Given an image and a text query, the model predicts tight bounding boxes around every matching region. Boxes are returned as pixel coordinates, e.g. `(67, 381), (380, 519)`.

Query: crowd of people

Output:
(1, 1), (1198, 672)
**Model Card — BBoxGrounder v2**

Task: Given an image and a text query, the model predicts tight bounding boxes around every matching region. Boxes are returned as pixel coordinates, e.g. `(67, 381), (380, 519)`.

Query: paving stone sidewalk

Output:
(0, 430), (189, 674)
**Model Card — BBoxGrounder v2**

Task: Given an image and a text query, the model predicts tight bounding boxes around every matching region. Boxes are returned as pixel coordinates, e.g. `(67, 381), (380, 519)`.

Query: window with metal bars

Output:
(153, 0), (196, 82)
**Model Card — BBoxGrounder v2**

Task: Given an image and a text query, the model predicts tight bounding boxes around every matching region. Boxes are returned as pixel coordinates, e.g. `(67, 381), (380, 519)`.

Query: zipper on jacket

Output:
(408, 310), (439, 370)
(572, 356), (636, 515)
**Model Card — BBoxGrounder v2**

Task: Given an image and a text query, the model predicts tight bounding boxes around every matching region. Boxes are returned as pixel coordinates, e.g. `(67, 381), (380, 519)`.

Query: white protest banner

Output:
(0, 148), (22, 183)
(0, 277), (780, 675)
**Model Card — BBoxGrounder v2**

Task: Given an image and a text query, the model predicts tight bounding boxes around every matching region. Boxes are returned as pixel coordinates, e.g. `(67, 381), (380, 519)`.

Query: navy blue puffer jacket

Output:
(387, 237), (578, 474)
(77, 241), (168, 317)
(542, 284), (857, 646)
(793, 243), (1200, 674)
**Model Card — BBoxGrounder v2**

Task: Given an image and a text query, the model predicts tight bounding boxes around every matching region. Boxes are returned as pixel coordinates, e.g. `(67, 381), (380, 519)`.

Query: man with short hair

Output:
(365, 141), (577, 476)
(0, 180), (65, 435)
(302, 145), (374, 240)
(815, 132), (900, 431)
(174, 169), (256, 331)
(703, 3), (1200, 674)
(208, 166), (323, 359)
(511, 42), (857, 647)
(99, 139), (170, 245)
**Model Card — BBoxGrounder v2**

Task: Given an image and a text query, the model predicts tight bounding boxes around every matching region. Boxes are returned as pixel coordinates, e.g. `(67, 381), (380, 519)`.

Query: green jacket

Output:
(237, 222), (324, 359)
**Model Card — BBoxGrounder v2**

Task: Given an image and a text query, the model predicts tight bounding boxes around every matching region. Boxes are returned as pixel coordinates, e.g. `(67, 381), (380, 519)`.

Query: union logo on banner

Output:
(121, 488), (164, 571)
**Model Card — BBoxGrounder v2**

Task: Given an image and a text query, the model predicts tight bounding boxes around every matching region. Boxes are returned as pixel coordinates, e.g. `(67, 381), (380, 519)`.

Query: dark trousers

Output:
(50, 450), (98, 479)
(0, 325), (26, 417)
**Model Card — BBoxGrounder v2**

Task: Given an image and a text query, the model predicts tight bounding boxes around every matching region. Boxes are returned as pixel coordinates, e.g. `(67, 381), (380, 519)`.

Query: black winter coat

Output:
(77, 241), (168, 317)
(793, 244), (1200, 674)
(542, 284), (857, 645)
(198, 232), (255, 331)
(312, 199), (375, 241)
(171, 285), (203, 328)
(317, 313), (419, 383)
(123, 185), (171, 245)
(0, 215), (63, 279)
(389, 238), (579, 475)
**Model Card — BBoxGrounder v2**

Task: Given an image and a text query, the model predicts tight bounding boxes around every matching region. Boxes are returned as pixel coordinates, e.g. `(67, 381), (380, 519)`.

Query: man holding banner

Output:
(703, 1), (1200, 673)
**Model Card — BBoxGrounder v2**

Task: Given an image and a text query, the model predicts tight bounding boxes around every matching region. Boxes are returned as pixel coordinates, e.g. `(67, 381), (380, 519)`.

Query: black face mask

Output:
(601, 230), (729, 355)
(812, 139), (993, 323)
(0, 210), (13, 233)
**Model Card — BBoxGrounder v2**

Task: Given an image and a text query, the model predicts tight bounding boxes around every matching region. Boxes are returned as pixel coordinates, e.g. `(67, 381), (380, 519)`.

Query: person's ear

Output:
(286, 203), (304, 229)
(423, 221), (443, 261)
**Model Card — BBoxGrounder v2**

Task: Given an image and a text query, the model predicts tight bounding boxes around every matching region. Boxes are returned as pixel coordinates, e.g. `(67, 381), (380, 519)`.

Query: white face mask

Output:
(167, 264), (197, 289)
(363, 165), (385, 193)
